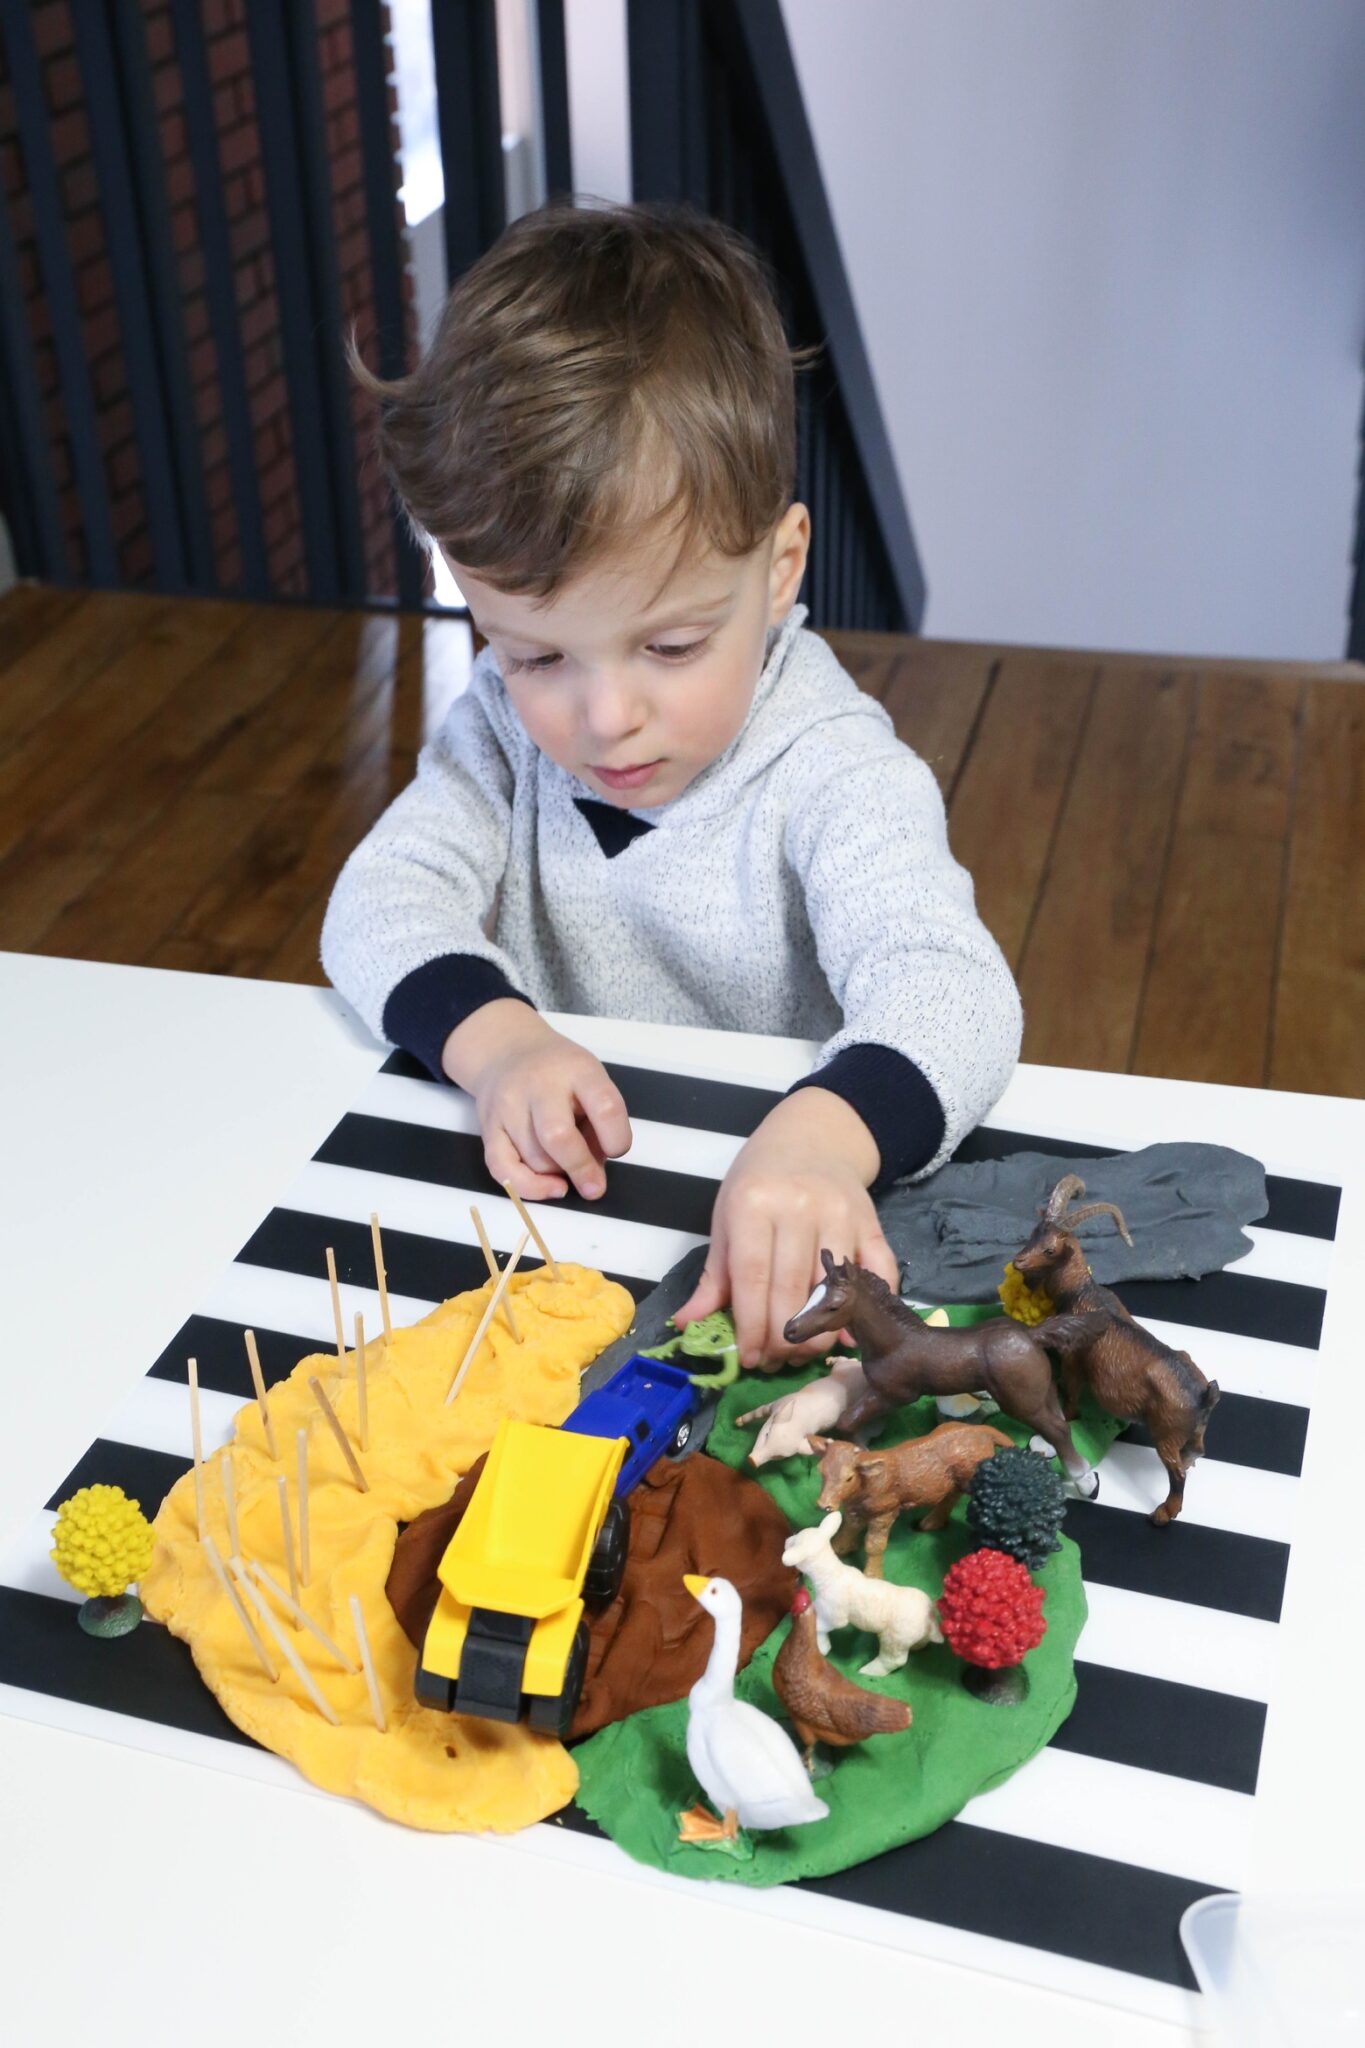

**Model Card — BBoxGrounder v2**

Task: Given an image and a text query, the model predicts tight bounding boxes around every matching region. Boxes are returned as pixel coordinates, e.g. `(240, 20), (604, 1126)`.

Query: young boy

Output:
(323, 203), (1022, 1369)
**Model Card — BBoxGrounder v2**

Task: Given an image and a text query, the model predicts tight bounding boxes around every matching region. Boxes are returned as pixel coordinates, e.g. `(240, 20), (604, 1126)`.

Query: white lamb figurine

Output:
(736, 1358), (869, 1466)
(781, 1511), (943, 1677)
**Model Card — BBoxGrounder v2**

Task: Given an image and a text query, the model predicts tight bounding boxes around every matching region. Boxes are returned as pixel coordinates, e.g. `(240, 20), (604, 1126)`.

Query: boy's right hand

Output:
(441, 1000), (632, 1201)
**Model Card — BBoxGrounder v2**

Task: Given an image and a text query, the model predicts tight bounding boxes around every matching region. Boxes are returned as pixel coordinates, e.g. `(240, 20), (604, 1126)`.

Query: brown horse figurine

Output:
(1013, 1174), (1220, 1525)
(809, 1423), (1013, 1575)
(784, 1252), (1105, 1496)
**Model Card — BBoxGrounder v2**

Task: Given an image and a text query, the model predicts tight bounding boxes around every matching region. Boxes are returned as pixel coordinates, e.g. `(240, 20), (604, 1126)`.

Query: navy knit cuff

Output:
(787, 1043), (946, 1190)
(381, 953), (535, 1082)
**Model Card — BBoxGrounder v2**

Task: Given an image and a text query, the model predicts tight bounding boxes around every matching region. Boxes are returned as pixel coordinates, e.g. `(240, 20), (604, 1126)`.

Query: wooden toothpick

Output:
(231, 1560), (339, 1726)
(325, 1246), (345, 1363)
(445, 1231), (529, 1404)
(470, 1205), (521, 1340)
(202, 1535), (277, 1681)
(308, 1376), (369, 1491)
(275, 1473), (299, 1603)
(187, 1356), (206, 1539)
(354, 1311), (369, 1452)
(370, 1213), (391, 1338)
(295, 1427), (311, 1587)
(243, 1329), (279, 1459)
(250, 1560), (356, 1673)
(349, 1595), (387, 1733)
(221, 1452), (240, 1561)
(502, 1184), (560, 1279)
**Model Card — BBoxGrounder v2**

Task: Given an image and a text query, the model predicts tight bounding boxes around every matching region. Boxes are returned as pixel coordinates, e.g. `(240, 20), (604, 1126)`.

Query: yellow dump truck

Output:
(416, 1417), (629, 1736)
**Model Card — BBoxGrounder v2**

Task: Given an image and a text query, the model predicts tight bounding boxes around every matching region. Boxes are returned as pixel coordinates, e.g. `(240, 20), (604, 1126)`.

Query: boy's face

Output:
(444, 503), (810, 809)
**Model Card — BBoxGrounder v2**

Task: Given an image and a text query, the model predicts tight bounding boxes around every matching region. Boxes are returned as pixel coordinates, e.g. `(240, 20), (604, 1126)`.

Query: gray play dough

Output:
(881, 1142), (1267, 1302)
(582, 1143), (1266, 1389)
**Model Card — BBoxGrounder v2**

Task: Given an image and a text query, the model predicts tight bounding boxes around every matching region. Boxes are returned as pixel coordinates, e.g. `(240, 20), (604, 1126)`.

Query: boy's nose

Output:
(581, 675), (648, 748)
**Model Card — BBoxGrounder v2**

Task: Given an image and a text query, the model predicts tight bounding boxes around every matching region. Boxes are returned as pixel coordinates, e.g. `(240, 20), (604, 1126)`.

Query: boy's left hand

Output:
(673, 1088), (901, 1369)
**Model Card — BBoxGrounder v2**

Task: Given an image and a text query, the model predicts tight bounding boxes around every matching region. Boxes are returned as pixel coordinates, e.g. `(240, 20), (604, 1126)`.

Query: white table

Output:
(2, 951), (1361, 2047)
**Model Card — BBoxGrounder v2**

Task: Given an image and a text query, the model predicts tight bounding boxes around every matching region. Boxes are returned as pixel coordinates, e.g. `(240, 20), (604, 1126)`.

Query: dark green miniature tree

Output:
(965, 1445), (1067, 1570)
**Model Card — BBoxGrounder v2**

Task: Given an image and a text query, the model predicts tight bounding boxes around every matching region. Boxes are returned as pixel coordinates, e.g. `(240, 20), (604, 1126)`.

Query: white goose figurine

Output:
(677, 1573), (830, 1843)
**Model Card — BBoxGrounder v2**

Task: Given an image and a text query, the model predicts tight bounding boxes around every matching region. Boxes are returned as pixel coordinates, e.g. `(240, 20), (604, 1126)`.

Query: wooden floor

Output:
(2, 582), (1362, 1099)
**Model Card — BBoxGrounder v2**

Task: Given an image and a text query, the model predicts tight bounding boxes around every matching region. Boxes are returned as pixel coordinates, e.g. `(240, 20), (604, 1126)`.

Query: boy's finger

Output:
(859, 1229), (902, 1295)
(729, 1223), (775, 1370)
(531, 1101), (606, 1200)
(484, 1126), (567, 1202)
(765, 1228), (820, 1365)
(578, 1079), (632, 1160)
(674, 1214), (730, 1330)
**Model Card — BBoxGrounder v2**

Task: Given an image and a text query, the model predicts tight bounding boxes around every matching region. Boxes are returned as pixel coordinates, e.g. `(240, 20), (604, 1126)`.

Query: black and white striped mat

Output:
(0, 1046), (1338, 2021)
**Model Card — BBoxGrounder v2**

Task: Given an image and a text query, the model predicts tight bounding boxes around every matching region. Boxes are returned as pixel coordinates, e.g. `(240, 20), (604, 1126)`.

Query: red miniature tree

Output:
(938, 1548), (1046, 1705)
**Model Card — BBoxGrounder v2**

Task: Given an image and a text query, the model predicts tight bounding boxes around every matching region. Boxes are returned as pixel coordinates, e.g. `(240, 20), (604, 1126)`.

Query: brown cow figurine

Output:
(1013, 1174), (1221, 1526)
(809, 1423), (1014, 1576)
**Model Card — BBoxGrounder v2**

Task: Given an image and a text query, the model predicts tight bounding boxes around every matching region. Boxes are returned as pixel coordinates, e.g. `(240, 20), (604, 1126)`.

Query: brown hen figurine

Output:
(772, 1586), (913, 1772)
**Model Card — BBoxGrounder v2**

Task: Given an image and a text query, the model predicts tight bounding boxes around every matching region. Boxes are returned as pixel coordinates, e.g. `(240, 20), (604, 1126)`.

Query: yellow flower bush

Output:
(51, 1485), (154, 1599)
(998, 1260), (1054, 1326)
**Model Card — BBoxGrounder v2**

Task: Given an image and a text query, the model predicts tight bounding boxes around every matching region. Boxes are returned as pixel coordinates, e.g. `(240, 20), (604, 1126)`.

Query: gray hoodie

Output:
(320, 604), (1022, 1181)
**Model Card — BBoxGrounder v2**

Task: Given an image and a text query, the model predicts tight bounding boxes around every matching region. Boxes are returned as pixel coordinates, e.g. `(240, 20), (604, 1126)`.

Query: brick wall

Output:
(0, 0), (416, 598)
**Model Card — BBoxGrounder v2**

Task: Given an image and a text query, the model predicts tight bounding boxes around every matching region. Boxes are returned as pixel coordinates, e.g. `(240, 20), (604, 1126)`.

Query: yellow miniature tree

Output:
(51, 1484), (154, 1636)
(997, 1260), (1054, 1326)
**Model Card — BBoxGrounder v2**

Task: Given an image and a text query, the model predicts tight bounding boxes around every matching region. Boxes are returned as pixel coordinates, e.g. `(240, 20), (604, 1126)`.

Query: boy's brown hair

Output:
(351, 201), (802, 598)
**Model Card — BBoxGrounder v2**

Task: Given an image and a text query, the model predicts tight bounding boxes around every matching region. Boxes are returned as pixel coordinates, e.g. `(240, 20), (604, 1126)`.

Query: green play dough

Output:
(573, 1330), (1121, 1888)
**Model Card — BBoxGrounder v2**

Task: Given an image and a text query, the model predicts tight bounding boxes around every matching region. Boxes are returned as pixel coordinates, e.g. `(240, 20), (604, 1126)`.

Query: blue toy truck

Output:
(564, 1354), (701, 1497)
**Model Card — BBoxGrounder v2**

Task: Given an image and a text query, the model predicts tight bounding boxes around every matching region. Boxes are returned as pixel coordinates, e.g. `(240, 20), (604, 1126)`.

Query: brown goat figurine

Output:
(809, 1423), (1014, 1575)
(1013, 1174), (1221, 1525)
(784, 1252), (1107, 1496)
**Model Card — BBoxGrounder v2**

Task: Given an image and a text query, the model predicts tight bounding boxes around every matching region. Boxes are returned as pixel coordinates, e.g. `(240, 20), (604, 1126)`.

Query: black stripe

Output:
(45, 1441), (189, 1519)
(376, 1053), (1339, 1243)
(552, 1798), (1206, 1989)
(316, 1112), (717, 1237)
(380, 1047), (780, 1139)
(327, 1105), (1324, 1349)
(1067, 1499), (1287, 1623)
(0, 1584), (1209, 1989)
(0, 1587), (253, 1750)
(1112, 1272), (1323, 1352)
(147, 1317), (317, 1401)
(1055, 1662), (1264, 1795)
(237, 1207), (654, 1309)
(1123, 1391), (1307, 1478)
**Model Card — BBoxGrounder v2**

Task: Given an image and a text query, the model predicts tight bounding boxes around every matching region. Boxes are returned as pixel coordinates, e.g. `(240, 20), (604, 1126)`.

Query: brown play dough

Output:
(386, 1450), (797, 1738)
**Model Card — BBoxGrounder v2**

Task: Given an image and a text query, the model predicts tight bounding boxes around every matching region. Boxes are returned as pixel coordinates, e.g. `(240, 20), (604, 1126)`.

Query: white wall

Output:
(782, 0), (1365, 658)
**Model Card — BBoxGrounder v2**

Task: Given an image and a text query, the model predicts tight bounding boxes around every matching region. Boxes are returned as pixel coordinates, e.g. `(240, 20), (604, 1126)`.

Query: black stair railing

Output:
(0, 0), (509, 609)
(627, 0), (925, 634)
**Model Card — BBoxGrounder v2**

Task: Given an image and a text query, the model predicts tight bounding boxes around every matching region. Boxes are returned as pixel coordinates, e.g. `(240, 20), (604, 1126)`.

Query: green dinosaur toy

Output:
(642, 1309), (742, 1391)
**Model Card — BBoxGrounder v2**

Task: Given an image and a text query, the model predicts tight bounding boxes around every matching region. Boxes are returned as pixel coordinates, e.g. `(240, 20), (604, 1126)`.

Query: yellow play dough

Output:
(143, 1262), (634, 1831)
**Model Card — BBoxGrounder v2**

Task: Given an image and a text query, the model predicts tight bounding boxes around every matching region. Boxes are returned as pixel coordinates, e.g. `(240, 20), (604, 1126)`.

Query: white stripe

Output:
(351, 1070), (747, 1182)
(0, 1513), (76, 1604)
(106, 1376), (243, 1462)
(793, 1278), (829, 1320)
(1093, 1441), (1298, 1544)
(963, 1745), (1255, 1891)
(281, 1158), (704, 1286)
(203, 1259), (437, 1346)
(1138, 1319), (1316, 1405)
(1077, 1583), (1277, 1701)
(1237, 1224), (1335, 1290)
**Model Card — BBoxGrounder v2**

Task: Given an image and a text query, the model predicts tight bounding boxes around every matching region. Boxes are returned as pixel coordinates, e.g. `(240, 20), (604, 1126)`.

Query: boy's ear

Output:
(769, 502), (811, 620)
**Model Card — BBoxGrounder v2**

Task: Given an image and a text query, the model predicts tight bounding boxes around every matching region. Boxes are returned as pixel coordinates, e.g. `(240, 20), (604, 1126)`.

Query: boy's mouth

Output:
(590, 759), (664, 792)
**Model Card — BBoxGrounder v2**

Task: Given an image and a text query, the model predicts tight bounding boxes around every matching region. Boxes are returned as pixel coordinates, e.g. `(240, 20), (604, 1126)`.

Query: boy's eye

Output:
(649, 637), (709, 662)
(502, 651), (562, 675)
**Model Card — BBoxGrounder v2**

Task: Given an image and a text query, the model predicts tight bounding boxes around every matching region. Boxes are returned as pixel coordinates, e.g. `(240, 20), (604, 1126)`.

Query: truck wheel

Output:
(526, 1620), (590, 1738)
(669, 1416), (693, 1456)
(584, 1497), (630, 1606)
(414, 1662), (456, 1712)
